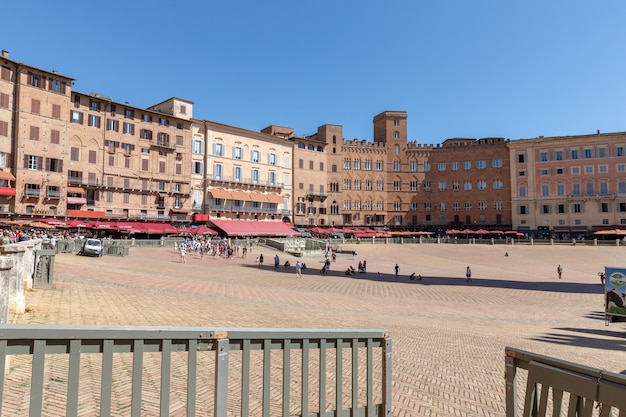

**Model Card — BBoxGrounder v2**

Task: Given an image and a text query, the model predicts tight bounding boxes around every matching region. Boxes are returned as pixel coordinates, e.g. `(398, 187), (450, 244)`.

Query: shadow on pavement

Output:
(241, 263), (605, 295)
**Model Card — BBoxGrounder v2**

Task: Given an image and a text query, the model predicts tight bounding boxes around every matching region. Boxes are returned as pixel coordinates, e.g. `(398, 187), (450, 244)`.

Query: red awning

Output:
(193, 213), (210, 222)
(210, 219), (300, 237)
(0, 187), (16, 196)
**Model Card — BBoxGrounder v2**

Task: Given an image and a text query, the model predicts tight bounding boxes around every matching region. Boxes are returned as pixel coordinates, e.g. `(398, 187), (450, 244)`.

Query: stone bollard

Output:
(2, 245), (27, 315)
(20, 240), (38, 291)
(0, 256), (15, 324)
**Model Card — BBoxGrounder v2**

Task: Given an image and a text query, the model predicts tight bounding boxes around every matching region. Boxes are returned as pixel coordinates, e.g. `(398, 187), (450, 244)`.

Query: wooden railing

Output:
(0, 325), (391, 416)
(505, 347), (626, 417)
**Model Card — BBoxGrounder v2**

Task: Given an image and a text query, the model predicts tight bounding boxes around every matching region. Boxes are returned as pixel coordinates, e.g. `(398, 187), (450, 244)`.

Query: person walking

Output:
(274, 254), (280, 269)
(259, 253), (264, 268)
(466, 266), (472, 282)
(295, 261), (302, 278)
(394, 263), (399, 278)
(557, 264), (562, 279)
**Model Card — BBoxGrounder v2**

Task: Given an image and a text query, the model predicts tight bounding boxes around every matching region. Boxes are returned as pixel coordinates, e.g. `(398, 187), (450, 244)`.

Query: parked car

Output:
(79, 239), (104, 257)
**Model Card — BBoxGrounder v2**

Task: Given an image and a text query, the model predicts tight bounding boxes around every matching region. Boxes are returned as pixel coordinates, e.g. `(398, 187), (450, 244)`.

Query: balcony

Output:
(46, 190), (62, 199)
(24, 189), (41, 198)
(151, 139), (175, 150)
(305, 190), (328, 201)
(206, 203), (279, 214)
(206, 173), (283, 189)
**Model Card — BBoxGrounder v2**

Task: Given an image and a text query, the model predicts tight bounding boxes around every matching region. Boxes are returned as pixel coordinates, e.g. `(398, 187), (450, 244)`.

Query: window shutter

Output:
(58, 160), (63, 173)
(23, 154), (28, 169)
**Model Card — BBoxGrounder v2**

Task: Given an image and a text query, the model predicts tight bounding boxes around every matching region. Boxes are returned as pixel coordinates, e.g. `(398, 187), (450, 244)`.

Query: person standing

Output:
(394, 263), (399, 278)
(274, 254), (280, 269)
(466, 266), (472, 282)
(295, 261), (302, 278)
(259, 253), (264, 268)
(180, 245), (186, 263)
(557, 264), (562, 279)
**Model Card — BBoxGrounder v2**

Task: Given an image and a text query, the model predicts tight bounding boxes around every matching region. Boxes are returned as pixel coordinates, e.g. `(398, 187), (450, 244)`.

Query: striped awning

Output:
(67, 186), (85, 195)
(209, 189), (233, 199)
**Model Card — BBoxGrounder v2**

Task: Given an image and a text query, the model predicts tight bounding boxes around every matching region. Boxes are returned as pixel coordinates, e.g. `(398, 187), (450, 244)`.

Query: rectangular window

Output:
(107, 119), (119, 131)
(572, 183), (581, 195)
(71, 111), (83, 124)
(251, 149), (260, 162)
(51, 104), (61, 119)
(476, 160), (486, 169)
(423, 163), (431, 172)
(437, 163), (446, 171)
(233, 166), (242, 182)
(88, 114), (101, 128)
(0, 121), (7, 137)
(268, 153), (277, 165)
(27, 155), (38, 170)
(554, 150), (564, 160)
(213, 163), (223, 179)
(570, 149), (579, 160)
(492, 159), (503, 168)
(50, 129), (60, 144)
(233, 146), (243, 160)
(539, 152), (549, 162)
(557, 184), (565, 195)
(192, 161), (203, 174)
(192, 139), (204, 154)
(123, 122), (134, 135)
(0, 93), (8, 109)
(29, 126), (39, 141)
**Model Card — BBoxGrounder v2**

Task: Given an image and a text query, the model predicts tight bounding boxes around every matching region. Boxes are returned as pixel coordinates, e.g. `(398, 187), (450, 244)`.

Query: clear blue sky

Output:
(4, 1), (626, 143)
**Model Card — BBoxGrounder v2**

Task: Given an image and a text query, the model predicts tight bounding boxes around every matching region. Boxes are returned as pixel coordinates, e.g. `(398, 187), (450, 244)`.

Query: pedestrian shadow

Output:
(239, 264), (605, 295)
(530, 325), (626, 360)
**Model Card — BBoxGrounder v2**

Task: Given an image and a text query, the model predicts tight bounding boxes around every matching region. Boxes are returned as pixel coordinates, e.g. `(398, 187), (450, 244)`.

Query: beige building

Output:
(189, 122), (292, 223)
(508, 132), (626, 236)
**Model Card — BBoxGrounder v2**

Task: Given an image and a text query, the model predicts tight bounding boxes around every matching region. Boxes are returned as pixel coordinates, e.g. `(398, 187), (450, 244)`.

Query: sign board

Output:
(604, 267), (626, 321)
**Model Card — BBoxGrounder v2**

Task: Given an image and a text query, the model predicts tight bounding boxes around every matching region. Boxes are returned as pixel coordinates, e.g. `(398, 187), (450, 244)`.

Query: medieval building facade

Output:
(1, 50), (625, 235)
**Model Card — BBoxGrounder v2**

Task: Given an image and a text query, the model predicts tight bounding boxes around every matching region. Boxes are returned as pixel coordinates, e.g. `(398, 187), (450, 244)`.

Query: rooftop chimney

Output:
(1, 50), (8, 59)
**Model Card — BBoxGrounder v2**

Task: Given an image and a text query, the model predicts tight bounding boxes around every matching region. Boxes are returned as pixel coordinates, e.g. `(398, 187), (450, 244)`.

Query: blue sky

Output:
(3, 1), (626, 143)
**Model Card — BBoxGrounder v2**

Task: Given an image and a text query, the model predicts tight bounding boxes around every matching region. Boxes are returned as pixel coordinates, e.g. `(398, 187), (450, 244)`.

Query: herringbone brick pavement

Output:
(8, 242), (626, 416)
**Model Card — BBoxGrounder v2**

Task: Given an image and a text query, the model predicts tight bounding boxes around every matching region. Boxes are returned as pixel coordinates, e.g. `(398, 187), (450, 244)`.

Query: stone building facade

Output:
(1, 50), (626, 235)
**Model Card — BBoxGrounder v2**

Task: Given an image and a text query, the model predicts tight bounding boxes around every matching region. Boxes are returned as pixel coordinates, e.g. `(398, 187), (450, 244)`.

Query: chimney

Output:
(1, 50), (8, 59)
(597, 129), (600, 135)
